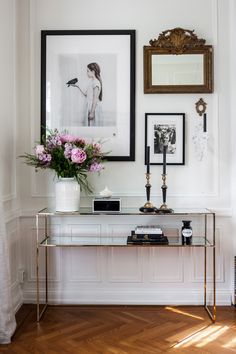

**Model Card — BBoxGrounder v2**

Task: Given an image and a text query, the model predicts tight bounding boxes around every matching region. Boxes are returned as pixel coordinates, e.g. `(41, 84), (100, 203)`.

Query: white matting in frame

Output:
(145, 113), (185, 165)
(41, 30), (135, 161)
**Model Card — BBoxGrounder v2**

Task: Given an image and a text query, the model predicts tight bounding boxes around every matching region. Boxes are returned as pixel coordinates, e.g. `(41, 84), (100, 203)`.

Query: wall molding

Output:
(2, 193), (17, 202)
(23, 288), (232, 306)
(2, 0), (17, 202)
(149, 248), (184, 283)
(211, 0), (218, 46)
(191, 227), (224, 283)
(5, 208), (21, 224)
(11, 281), (23, 313)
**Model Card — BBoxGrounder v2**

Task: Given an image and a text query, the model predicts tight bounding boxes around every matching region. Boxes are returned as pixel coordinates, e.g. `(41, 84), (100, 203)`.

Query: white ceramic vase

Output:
(55, 178), (80, 212)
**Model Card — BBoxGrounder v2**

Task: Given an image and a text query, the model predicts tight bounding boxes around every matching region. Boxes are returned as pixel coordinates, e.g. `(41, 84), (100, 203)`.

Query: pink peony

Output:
(42, 154), (51, 163)
(59, 134), (78, 144)
(92, 142), (102, 152)
(89, 162), (104, 172)
(77, 138), (86, 146)
(64, 143), (73, 159)
(71, 148), (87, 163)
(93, 143), (102, 151)
(35, 145), (45, 156)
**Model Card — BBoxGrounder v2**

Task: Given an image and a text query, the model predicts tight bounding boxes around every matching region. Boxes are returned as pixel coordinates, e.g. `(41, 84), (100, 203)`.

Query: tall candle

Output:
(146, 146), (150, 174)
(203, 113), (207, 132)
(163, 144), (167, 175)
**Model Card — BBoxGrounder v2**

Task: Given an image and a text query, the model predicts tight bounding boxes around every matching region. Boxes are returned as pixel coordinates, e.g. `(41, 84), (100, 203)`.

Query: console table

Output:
(36, 208), (216, 322)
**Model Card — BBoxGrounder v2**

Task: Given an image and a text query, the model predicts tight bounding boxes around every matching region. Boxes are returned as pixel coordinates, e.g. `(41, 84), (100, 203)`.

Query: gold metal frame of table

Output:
(35, 208), (216, 323)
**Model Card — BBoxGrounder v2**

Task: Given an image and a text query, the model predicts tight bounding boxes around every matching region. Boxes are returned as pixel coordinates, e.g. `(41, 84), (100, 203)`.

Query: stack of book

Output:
(127, 225), (168, 245)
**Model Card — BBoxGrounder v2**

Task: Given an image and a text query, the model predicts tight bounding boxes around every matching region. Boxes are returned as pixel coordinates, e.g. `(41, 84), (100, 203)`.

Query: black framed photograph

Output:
(41, 30), (135, 161)
(145, 113), (185, 165)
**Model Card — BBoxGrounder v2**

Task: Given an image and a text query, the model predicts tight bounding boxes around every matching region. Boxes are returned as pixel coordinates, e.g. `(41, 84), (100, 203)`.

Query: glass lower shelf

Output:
(39, 236), (214, 247)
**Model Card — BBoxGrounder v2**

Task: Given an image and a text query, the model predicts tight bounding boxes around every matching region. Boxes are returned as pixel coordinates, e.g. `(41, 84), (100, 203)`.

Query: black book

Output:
(128, 231), (168, 245)
(127, 235), (169, 245)
(131, 230), (165, 240)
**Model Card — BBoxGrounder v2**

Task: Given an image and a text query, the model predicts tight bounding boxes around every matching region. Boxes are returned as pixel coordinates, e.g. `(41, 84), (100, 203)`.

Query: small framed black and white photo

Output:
(145, 113), (185, 165)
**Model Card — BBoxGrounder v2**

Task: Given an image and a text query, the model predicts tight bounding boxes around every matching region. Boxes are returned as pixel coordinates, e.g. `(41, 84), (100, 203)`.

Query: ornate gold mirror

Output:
(144, 28), (213, 93)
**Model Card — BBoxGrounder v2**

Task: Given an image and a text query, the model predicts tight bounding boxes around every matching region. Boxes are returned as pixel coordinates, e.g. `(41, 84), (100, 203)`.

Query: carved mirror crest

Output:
(144, 28), (213, 94)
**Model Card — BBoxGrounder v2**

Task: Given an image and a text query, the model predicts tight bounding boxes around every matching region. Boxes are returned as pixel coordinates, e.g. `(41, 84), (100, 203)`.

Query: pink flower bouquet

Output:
(20, 129), (107, 193)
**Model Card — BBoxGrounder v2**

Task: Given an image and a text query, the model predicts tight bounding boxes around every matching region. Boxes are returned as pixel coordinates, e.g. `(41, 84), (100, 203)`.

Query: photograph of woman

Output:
(154, 124), (176, 154)
(67, 62), (103, 127)
(43, 31), (134, 159)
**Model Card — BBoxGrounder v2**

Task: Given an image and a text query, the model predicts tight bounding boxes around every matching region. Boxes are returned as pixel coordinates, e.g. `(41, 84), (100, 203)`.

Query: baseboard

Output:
(23, 288), (232, 306)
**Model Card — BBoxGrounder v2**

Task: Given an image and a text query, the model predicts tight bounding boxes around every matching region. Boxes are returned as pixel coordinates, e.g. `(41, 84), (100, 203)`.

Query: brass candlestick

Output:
(156, 173), (173, 213)
(156, 144), (173, 214)
(139, 173), (157, 213)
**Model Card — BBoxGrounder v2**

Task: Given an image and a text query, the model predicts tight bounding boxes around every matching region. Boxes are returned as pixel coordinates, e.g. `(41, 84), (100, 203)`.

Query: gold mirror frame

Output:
(144, 28), (213, 94)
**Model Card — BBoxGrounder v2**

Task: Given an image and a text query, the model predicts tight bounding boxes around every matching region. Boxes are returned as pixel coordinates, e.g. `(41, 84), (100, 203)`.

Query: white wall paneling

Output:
(9, 0), (235, 306)
(21, 214), (232, 305)
(6, 217), (23, 312)
(21, 0), (223, 209)
(229, 0), (236, 303)
(191, 227), (224, 283)
(0, 0), (17, 202)
(0, 0), (22, 315)
(28, 226), (61, 282)
(108, 247), (143, 283)
(149, 248), (184, 283)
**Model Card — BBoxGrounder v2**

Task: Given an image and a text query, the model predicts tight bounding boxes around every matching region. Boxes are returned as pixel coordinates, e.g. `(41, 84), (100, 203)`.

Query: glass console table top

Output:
(37, 207), (215, 248)
(37, 207), (214, 216)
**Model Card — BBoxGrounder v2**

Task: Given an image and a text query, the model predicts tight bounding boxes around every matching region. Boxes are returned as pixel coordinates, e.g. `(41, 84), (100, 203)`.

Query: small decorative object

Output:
(195, 98), (207, 132)
(93, 197), (121, 213)
(156, 141), (173, 214)
(99, 186), (113, 198)
(139, 146), (157, 213)
(182, 220), (193, 245)
(195, 98), (207, 116)
(20, 129), (107, 212)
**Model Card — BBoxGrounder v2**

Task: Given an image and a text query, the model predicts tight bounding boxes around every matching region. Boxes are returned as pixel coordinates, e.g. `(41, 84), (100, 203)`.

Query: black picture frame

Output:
(145, 113), (185, 165)
(41, 30), (135, 161)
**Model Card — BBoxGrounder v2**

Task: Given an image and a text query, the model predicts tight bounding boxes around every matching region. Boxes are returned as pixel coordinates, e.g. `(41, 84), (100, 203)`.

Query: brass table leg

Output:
(36, 214), (49, 322)
(204, 213), (216, 322)
(36, 214), (40, 322)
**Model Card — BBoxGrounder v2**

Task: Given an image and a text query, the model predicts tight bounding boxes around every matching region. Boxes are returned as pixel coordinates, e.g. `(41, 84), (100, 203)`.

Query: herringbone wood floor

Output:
(0, 305), (236, 353)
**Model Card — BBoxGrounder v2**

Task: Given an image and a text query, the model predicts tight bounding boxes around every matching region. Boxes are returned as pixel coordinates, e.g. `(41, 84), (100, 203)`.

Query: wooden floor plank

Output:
(0, 305), (235, 353)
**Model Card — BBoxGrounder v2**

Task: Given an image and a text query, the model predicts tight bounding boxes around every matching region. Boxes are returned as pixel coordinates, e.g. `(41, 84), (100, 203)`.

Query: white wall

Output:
(14, 0), (235, 306)
(18, 0), (231, 211)
(230, 1), (236, 262)
(0, 0), (22, 311)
